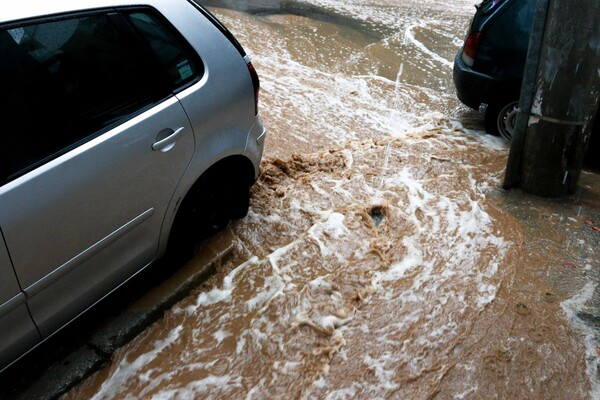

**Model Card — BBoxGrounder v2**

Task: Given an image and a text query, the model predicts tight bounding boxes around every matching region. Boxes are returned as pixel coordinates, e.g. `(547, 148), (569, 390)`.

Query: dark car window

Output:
(0, 12), (171, 184)
(125, 10), (202, 90)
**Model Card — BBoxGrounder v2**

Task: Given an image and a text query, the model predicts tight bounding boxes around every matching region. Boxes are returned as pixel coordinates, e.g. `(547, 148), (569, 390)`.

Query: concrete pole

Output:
(503, 0), (600, 196)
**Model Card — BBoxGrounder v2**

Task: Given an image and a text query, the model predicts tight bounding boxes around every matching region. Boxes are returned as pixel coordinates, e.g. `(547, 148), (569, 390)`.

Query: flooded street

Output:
(64, 0), (600, 398)
(206, 0), (475, 157)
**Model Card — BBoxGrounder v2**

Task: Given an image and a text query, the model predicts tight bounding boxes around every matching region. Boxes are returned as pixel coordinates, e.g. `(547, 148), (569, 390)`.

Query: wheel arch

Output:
(183, 155), (256, 202)
(159, 154), (256, 259)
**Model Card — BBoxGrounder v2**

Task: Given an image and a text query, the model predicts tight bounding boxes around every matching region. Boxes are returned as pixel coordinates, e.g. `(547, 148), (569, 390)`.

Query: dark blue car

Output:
(453, 0), (536, 140)
(453, 0), (598, 168)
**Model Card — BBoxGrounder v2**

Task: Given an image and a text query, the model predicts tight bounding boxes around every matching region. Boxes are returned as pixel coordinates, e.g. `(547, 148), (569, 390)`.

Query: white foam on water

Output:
(404, 23), (453, 68)
(184, 256), (260, 314)
(324, 385), (358, 399)
(307, 212), (350, 258)
(300, 0), (474, 33)
(452, 364), (479, 399)
(561, 282), (600, 399)
(149, 375), (241, 400)
(256, 52), (423, 142)
(362, 353), (401, 391)
(331, 140), (509, 394)
(90, 325), (184, 400)
(273, 360), (302, 374)
(449, 118), (509, 151)
(383, 164), (505, 294)
(245, 274), (285, 311)
(267, 239), (302, 274)
(215, 4), (475, 146)
(213, 329), (232, 345)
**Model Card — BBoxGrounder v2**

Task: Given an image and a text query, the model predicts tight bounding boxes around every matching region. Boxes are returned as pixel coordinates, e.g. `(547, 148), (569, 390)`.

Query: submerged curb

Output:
(11, 232), (235, 400)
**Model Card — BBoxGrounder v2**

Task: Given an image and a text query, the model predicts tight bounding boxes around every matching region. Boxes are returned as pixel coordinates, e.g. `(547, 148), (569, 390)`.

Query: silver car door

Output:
(0, 97), (195, 337)
(0, 12), (199, 337)
(0, 228), (40, 370)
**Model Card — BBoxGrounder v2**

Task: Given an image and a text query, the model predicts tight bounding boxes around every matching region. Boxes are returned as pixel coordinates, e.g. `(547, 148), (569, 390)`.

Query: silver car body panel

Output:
(153, 0), (265, 255)
(0, 0), (265, 370)
(0, 230), (40, 369)
(0, 96), (195, 337)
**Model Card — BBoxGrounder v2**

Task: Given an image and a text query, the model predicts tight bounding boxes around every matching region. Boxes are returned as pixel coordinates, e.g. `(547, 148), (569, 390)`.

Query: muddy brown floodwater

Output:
(64, 0), (600, 399)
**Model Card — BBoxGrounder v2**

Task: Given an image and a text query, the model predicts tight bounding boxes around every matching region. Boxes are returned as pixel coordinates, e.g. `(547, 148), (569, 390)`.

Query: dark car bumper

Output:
(453, 50), (498, 110)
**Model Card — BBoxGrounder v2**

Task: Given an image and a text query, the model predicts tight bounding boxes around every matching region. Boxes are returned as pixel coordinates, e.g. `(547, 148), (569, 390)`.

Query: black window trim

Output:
(0, 7), (118, 31)
(187, 0), (247, 57)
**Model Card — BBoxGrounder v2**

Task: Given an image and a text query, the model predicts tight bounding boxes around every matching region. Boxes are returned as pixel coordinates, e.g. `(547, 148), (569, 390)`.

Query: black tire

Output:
(229, 184), (250, 220)
(485, 100), (519, 140)
(166, 174), (250, 263)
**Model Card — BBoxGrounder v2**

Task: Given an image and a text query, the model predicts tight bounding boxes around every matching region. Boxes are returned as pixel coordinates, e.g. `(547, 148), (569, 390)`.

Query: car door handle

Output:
(152, 127), (185, 152)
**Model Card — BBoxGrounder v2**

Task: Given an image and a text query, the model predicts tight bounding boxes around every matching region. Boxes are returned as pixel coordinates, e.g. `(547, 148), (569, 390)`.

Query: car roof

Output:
(0, 0), (156, 25)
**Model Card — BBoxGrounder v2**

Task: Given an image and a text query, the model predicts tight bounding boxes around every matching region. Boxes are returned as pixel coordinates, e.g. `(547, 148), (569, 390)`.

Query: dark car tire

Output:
(167, 176), (251, 263)
(197, 179), (250, 234)
(485, 99), (519, 140)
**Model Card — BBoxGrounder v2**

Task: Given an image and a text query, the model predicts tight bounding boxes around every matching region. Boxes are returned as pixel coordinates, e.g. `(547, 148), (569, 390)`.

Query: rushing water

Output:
(63, 0), (600, 398)
(203, 0), (478, 157)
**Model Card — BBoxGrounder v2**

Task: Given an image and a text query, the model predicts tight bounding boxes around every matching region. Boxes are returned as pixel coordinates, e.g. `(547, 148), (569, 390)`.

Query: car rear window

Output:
(124, 9), (202, 90)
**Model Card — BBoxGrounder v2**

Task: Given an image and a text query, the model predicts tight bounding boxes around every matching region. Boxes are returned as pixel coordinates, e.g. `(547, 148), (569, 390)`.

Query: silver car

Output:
(0, 0), (266, 371)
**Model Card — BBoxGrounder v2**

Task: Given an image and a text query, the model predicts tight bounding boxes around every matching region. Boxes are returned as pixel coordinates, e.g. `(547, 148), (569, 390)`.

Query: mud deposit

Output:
(65, 125), (598, 399)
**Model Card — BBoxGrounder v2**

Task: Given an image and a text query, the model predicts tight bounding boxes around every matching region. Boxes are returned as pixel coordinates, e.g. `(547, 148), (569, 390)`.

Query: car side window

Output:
(0, 12), (170, 184)
(125, 10), (202, 90)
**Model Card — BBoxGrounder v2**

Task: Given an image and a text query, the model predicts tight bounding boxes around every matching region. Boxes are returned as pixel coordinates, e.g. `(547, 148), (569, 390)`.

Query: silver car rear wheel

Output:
(496, 101), (519, 140)
(485, 99), (519, 140)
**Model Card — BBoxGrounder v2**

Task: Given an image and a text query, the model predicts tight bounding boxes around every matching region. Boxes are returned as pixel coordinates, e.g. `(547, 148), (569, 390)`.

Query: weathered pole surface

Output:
(503, 0), (600, 196)
(503, 0), (549, 190)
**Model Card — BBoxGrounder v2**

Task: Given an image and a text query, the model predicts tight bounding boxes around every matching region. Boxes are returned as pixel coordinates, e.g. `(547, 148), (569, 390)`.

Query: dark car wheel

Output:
(485, 100), (519, 140)
(197, 179), (250, 234)
(168, 177), (251, 263)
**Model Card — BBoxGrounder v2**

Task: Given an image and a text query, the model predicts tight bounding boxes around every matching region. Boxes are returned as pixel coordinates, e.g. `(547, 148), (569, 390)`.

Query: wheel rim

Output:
(497, 101), (519, 140)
